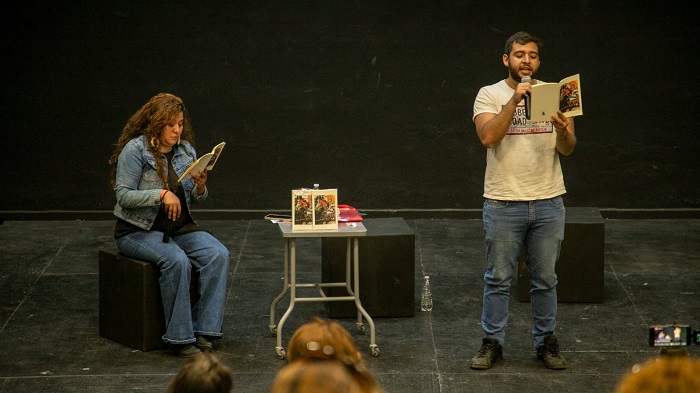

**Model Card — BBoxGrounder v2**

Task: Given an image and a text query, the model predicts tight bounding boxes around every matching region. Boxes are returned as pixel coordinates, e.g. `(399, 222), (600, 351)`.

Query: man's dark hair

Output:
(504, 31), (542, 56)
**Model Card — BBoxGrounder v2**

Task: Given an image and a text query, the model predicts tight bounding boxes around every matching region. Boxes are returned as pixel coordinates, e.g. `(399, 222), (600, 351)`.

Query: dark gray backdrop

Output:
(2, 1), (698, 217)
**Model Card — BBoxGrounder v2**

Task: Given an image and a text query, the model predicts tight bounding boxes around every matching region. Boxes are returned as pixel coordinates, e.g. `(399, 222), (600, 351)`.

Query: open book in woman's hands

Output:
(177, 142), (226, 182)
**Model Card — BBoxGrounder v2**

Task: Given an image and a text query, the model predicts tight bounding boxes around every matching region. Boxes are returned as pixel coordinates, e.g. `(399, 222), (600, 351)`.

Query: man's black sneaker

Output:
(537, 334), (567, 370)
(470, 338), (503, 370)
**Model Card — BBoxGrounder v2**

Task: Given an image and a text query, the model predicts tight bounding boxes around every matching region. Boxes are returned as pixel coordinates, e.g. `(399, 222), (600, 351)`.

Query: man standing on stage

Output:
(469, 31), (576, 370)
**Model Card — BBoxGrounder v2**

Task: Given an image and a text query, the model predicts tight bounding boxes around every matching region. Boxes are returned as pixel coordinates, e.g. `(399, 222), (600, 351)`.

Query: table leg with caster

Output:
(350, 238), (378, 356)
(274, 239), (297, 359)
(269, 240), (290, 336)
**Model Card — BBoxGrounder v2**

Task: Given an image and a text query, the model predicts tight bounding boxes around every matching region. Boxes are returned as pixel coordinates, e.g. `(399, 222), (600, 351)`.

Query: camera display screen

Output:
(649, 325), (691, 347)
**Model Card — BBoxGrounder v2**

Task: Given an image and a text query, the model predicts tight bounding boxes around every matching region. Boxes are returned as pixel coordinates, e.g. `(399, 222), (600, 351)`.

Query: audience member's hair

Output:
(286, 317), (384, 393)
(270, 359), (362, 393)
(615, 356), (700, 393)
(288, 317), (361, 363)
(166, 352), (233, 393)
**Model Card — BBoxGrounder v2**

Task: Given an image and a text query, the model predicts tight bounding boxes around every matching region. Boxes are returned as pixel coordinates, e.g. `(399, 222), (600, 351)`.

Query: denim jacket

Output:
(113, 136), (208, 230)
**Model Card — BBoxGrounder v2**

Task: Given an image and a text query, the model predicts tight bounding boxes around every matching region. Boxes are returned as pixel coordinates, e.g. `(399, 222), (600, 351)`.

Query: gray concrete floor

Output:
(0, 218), (698, 392)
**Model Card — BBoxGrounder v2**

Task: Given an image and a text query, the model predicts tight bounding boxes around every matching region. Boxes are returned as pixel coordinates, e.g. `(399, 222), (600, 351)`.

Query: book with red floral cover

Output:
(529, 74), (583, 122)
(291, 188), (338, 230)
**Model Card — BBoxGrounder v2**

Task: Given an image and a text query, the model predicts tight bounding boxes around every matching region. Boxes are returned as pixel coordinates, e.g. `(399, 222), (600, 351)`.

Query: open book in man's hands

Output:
(177, 142), (226, 182)
(530, 74), (583, 122)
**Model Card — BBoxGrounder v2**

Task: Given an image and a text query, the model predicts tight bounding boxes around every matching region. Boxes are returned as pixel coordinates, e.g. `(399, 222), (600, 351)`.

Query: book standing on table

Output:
(292, 188), (338, 231)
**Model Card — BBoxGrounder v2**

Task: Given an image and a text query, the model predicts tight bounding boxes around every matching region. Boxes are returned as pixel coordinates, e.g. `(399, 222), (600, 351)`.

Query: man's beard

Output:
(508, 65), (532, 82)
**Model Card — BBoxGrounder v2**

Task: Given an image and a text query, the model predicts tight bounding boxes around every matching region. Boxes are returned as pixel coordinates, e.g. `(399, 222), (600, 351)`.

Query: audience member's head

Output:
(270, 359), (362, 393)
(615, 356), (700, 393)
(166, 352), (233, 393)
(286, 317), (383, 393)
(288, 317), (361, 364)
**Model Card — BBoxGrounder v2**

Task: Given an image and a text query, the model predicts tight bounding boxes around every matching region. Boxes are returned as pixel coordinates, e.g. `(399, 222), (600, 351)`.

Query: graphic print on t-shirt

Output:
(506, 103), (553, 135)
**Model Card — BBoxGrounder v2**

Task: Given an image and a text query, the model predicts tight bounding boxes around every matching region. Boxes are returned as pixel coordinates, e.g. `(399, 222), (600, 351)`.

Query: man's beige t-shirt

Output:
(473, 79), (566, 201)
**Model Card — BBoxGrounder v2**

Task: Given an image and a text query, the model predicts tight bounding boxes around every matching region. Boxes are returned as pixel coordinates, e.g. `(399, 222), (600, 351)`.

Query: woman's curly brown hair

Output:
(109, 93), (194, 189)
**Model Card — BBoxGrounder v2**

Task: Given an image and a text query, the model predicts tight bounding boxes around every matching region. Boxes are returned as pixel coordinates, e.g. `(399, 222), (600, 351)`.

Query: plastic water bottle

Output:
(421, 275), (433, 312)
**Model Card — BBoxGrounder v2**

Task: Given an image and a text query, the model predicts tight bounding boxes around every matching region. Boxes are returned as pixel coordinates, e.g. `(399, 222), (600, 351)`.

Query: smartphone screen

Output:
(649, 325), (690, 347)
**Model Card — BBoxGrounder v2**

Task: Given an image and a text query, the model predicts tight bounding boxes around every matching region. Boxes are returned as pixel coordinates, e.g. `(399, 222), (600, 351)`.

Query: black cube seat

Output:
(98, 249), (199, 351)
(321, 217), (416, 318)
(98, 250), (166, 351)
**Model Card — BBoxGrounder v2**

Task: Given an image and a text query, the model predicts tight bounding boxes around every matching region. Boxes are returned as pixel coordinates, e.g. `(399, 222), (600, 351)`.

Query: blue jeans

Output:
(481, 197), (565, 348)
(116, 230), (230, 344)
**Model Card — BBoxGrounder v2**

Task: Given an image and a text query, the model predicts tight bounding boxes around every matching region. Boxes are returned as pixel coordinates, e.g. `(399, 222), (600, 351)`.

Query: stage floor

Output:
(0, 218), (698, 392)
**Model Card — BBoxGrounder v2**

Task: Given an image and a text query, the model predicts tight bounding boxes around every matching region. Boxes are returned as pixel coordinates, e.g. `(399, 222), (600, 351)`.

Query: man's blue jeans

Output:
(481, 197), (565, 348)
(116, 230), (230, 344)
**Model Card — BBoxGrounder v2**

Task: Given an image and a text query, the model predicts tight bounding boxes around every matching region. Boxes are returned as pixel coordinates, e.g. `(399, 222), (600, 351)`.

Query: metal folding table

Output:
(268, 222), (379, 359)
